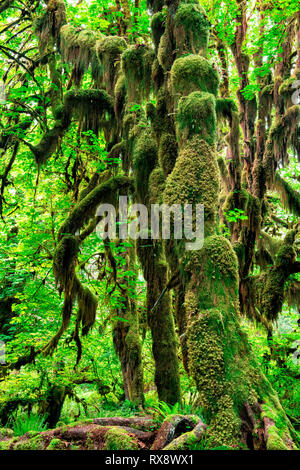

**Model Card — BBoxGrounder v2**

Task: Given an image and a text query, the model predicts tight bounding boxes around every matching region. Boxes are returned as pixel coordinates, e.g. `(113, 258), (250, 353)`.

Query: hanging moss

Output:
(278, 76), (295, 97)
(146, 88), (174, 142)
(158, 132), (178, 176)
(150, 11), (166, 49)
(164, 137), (219, 228)
(58, 175), (133, 239)
(32, 90), (113, 165)
(102, 427), (139, 450)
(216, 97), (238, 120)
(77, 284), (98, 336)
(149, 166), (166, 204)
(174, 3), (210, 56)
(53, 235), (79, 294)
(0, 119), (32, 150)
(253, 231), (297, 322)
(64, 89), (114, 135)
(95, 36), (127, 93)
(31, 106), (71, 166)
(147, 0), (164, 13)
(274, 172), (300, 216)
(151, 58), (165, 93)
(171, 54), (219, 98)
(286, 280), (300, 312)
(157, 32), (173, 71)
(122, 45), (155, 102)
(60, 24), (102, 86)
(177, 91), (216, 146)
(47, 438), (66, 450)
(122, 103), (148, 171)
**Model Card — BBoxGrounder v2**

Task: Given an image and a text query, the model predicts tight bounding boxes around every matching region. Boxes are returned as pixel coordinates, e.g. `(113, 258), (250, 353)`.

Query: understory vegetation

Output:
(0, 0), (299, 451)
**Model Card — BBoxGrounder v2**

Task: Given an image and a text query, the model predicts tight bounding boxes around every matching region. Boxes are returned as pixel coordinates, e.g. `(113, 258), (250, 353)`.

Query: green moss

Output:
(114, 74), (127, 120)
(0, 438), (14, 450)
(174, 3), (210, 55)
(216, 98), (238, 120)
(0, 428), (13, 439)
(185, 235), (239, 288)
(31, 107), (71, 165)
(151, 58), (164, 92)
(122, 45), (155, 102)
(60, 25), (102, 85)
(151, 11), (166, 49)
(274, 172), (300, 217)
(147, 0), (164, 13)
(34, 0), (66, 53)
(53, 234), (79, 291)
(164, 430), (200, 450)
(261, 403), (295, 450)
(133, 130), (158, 203)
(278, 77), (295, 97)
(47, 438), (66, 450)
(78, 284), (98, 336)
(177, 91), (216, 146)
(32, 89), (113, 164)
(14, 435), (45, 450)
(171, 54), (219, 98)
(266, 427), (290, 450)
(147, 89), (173, 140)
(102, 427), (139, 450)
(149, 167), (166, 204)
(58, 175), (132, 238)
(164, 137), (219, 225)
(158, 132), (178, 176)
(157, 32), (173, 71)
(95, 36), (127, 93)
(64, 89), (113, 134)
(208, 396), (242, 447)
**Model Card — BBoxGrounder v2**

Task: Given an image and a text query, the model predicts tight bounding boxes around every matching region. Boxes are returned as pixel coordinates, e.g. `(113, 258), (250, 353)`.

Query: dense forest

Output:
(0, 0), (299, 452)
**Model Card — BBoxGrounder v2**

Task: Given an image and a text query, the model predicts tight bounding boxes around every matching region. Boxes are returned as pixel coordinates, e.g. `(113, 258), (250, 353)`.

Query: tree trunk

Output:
(152, 0), (297, 449)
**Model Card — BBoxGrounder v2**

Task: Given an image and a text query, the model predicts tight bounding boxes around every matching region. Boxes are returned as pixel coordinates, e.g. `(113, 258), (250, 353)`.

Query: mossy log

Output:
(0, 415), (206, 450)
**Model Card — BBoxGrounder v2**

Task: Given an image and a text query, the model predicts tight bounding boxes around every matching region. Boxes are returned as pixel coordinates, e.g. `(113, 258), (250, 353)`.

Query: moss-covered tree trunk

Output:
(112, 245), (145, 407)
(149, 0), (297, 449)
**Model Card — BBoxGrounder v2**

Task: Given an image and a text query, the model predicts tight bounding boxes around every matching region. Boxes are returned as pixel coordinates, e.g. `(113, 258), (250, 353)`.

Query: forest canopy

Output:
(0, 0), (299, 452)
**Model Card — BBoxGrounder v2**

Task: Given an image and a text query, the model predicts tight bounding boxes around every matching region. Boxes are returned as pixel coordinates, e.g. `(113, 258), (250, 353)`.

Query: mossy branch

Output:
(274, 172), (300, 216)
